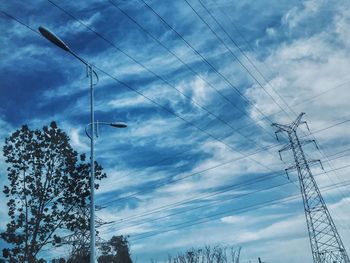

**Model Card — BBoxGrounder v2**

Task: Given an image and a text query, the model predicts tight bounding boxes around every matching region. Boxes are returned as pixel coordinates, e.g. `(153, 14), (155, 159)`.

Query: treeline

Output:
(152, 245), (241, 263)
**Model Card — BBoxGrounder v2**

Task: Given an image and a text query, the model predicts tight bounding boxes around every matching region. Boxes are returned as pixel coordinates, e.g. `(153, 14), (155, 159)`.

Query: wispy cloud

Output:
(1, 0), (350, 262)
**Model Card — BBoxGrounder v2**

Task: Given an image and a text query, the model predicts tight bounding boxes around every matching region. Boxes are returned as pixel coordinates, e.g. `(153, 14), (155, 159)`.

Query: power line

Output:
(306, 122), (350, 207)
(42, 176), (350, 260)
(97, 149), (350, 227)
(207, 0), (271, 69)
(0, 10), (40, 36)
(38, 172), (350, 257)
(183, 0), (295, 121)
(191, 2), (321, 167)
(4, 8), (349, 214)
(208, 0), (350, 210)
(49, 0), (276, 147)
(207, 0), (350, 110)
(44, 0), (296, 195)
(98, 150), (350, 227)
(3, 2), (350, 235)
(197, 4), (340, 188)
(205, 0), (350, 161)
(194, 3), (331, 173)
(54, 1), (334, 192)
(100, 151), (349, 223)
(237, 80), (350, 136)
(99, 172), (284, 230)
(98, 143), (278, 207)
(2, 4), (283, 203)
(137, 0), (312, 177)
(106, 0), (278, 143)
(48, 0), (257, 144)
(109, 79), (350, 184)
(127, 180), (350, 243)
(97, 117), (350, 208)
(44, 0), (302, 201)
(41, 1), (306, 223)
(94, 64), (281, 172)
(190, 1), (345, 188)
(106, 0), (350, 186)
(41, 0), (300, 211)
(1, 4), (347, 177)
(3, 6), (350, 258)
(138, 0), (288, 127)
(198, 0), (299, 119)
(98, 160), (350, 234)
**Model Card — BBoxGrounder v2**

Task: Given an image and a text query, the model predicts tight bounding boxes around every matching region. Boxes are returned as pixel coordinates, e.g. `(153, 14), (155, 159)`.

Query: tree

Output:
(1, 122), (106, 262)
(52, 258), (66, 263)
(98, 235), (132, 263)
(66, 250), (89, 263)
(153, 245), (241, 263)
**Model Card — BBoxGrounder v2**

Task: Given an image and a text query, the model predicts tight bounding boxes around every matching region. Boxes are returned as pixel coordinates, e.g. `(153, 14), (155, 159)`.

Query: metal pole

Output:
(37, 26), (101, 262)
(89, 64), (96, 263)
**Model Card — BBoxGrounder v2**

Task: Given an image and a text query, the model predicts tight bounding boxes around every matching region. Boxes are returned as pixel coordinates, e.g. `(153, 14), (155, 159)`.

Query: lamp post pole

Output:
(38, 26), (127, 263)
(88, 64), (96, 263)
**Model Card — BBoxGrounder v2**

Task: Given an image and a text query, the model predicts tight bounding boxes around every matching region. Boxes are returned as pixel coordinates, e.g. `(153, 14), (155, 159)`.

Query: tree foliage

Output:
(98, 235), (132, 263)
(1, 122), (106, 262)
(52, 258), (66, 263)
(151, 245), (241, 263)
(66, 250), (89, 263)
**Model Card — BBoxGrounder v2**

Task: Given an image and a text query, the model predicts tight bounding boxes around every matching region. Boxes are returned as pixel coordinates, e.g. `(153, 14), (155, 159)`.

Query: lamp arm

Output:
(85, 122), (115, 139)
(69, 50), (99, 85)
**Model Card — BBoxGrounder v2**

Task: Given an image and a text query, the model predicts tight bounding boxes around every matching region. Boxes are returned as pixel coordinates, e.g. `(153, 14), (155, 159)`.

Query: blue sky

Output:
(1, 0), (350, 262)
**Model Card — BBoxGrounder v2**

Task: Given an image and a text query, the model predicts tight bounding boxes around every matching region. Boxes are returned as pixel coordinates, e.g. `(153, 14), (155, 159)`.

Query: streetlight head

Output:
(110, 122), (127, 128)
(38, 26), (70, 52)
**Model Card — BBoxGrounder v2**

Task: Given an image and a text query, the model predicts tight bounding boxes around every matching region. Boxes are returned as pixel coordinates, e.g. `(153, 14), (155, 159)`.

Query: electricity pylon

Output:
(55, 205), (112, 259)
(272, 112), (350, 263)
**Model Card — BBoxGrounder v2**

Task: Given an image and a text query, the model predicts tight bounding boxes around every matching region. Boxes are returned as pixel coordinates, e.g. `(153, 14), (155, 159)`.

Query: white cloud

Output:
(282, 0), (323, 28)
(266, 27), (277, 38)
(236, 214), (305, 243)
(107, 93), (149, 109)
(246, 0), (350, 154)
(334, 4), (350, 47)
(0, 118), (13, 230)
(55, 12), (102, 37)
(69, 128), (89, 151)
(221, 215), (248, 224)
(177, 75), (213, 107)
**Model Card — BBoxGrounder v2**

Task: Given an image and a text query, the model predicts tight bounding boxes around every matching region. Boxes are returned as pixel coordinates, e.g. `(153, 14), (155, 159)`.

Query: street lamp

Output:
(38, 26), (126, 263)
(85, 121), (127, 139)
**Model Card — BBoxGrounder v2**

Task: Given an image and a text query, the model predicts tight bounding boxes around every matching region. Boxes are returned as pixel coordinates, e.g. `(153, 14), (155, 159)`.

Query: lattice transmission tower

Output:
(272, 112), (350, 263)
(55, 204), (111, 259)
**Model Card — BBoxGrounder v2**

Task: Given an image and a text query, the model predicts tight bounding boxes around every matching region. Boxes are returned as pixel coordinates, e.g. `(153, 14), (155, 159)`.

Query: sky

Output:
(1, 0), (350, 262)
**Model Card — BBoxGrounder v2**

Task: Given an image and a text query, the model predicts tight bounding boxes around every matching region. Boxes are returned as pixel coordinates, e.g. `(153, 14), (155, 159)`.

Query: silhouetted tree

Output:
(67, 250), (89, 263)
(98, 235), (132, 263)
(1, 122), (106, 262)
(52, 258), (66, 263)
(153, 245), (241, 263)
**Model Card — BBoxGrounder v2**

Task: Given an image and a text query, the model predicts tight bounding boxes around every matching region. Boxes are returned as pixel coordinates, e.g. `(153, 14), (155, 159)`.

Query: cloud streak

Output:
(0, 0), (350, 262)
